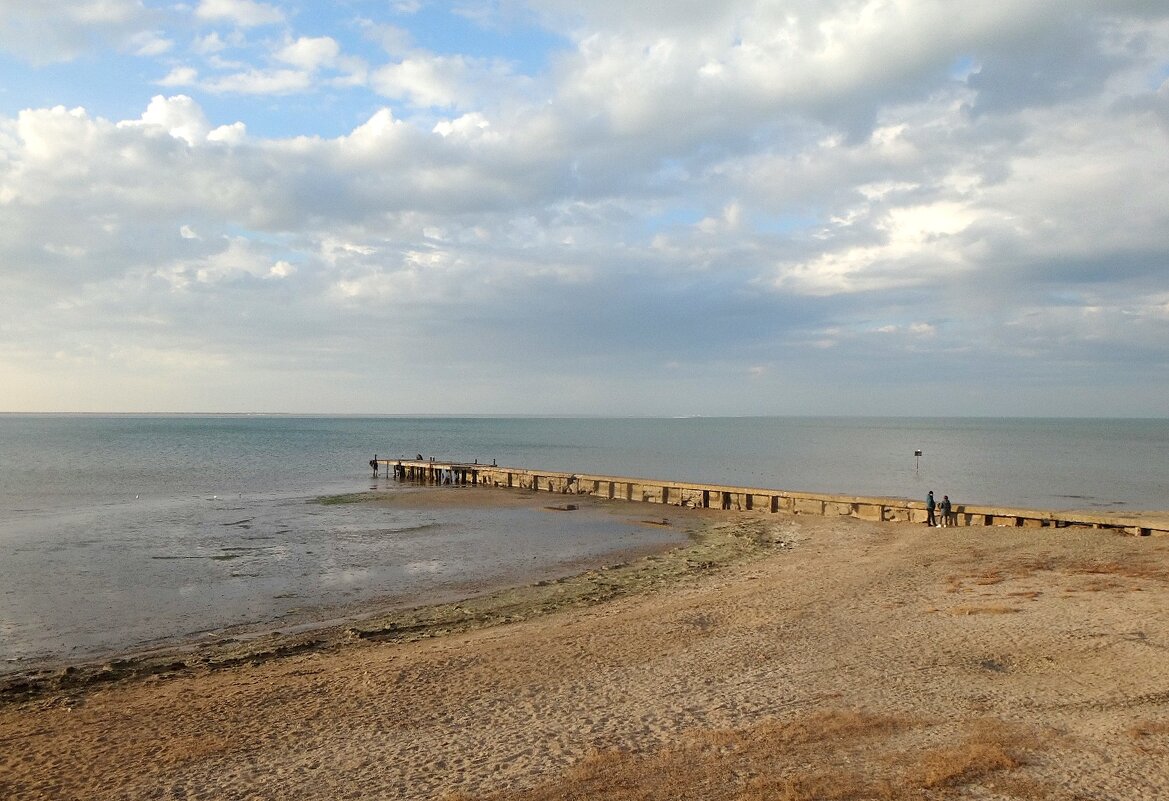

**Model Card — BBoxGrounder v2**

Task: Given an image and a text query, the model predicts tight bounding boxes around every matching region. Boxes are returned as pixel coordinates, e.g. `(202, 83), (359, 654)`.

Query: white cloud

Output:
(125, 95), (211, 145)
(769, 195), (976, 295)
(433, 113), (495, 140)
(204, 68), (313, 95)
(268, 260), (295, 278)
(0, 0), (159, 63)
(128, 30), (172, 57)
(194, 0), (284, 28)
(371, 55), (473, 108)
(340, 108), (408, 153)
(207, 121), (247, 144)
(157, 67), (199, 87)
(175, 32), (363, 97)
(11, 105), (97, 165)
(192, 31), (229, 55)
(276, 36), (340, 71)
(188, 236), (280, 283)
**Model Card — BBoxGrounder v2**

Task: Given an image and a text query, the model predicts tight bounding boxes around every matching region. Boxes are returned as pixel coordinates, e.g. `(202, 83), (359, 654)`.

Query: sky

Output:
(1, 1), (1168, 417)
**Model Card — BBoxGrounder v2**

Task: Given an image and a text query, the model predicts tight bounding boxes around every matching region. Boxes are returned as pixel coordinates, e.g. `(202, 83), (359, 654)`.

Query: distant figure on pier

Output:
(940, 495), (953, 527)
(370, 455), (378, 476)
(926, 490), (937, 527)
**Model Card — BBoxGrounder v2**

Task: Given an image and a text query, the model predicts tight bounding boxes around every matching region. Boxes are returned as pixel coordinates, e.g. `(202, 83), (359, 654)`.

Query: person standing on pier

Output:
(926, 490), (937, 527)
(939, 495), (952, 527)
(371, 455), (378, 477)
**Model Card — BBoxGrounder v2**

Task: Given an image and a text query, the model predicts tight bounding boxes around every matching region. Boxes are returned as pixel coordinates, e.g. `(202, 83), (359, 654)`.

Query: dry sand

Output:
(2, 488), (1169, 800)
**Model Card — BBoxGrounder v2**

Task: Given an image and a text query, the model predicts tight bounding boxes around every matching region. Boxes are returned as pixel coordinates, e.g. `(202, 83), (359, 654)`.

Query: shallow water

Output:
(1, 483), (681, 666)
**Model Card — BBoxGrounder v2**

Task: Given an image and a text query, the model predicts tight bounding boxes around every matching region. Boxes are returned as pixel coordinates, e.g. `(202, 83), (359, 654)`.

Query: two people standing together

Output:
(925, 490), (954, 527)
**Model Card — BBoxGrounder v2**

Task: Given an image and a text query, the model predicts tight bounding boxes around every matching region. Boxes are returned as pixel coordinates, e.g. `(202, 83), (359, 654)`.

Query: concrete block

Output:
(793, 498), (824, 515)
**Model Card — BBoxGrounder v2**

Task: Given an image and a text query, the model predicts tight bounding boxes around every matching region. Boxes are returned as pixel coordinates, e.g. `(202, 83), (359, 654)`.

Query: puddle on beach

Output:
(0, 489), (687, 670)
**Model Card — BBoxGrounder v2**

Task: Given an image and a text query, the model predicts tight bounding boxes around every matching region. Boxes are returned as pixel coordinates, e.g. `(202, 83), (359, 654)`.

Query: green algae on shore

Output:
(314, 492), (378, 505)
(344, 516), (795, 644)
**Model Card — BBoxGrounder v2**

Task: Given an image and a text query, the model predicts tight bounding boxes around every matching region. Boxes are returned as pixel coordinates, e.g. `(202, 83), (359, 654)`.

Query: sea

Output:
(2, 414), (1167, 669)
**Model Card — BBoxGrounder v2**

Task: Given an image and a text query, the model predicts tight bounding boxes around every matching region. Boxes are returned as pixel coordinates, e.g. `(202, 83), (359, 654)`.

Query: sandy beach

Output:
(3, 488), (1168, 800)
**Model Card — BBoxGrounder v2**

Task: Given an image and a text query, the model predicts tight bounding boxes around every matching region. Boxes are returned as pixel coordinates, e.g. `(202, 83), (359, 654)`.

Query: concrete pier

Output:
(374, 458), (1168, 537)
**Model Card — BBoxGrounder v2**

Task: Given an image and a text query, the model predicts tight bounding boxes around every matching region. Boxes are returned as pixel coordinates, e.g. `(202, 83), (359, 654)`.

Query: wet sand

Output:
(2, 489), (1169, 800)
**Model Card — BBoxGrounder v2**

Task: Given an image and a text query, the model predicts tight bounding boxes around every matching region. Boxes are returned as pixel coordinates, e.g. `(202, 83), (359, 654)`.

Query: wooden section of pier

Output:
(376, 458), (487, 486)
(374, 458), (1169, 537)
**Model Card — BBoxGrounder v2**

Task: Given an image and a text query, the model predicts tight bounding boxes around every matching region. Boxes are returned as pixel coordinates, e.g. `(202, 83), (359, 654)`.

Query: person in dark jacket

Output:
(940, 494), (953, 527)
(926, 490), (937, 526)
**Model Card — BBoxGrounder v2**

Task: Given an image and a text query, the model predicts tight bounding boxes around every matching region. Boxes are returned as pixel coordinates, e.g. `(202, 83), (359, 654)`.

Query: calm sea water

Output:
(2, 415), (1167, 667)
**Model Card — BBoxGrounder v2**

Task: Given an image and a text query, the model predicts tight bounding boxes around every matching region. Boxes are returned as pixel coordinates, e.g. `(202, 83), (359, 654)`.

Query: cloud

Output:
(371, 54), (479, 108)
(275, 36), (340, 71)
(162, 29), (365, 98)
(203, 67), (314, 95)
(126, 95), (211, 144)
(0, 0), (159, 64)
(128, 30), (172, 57)
(2, 4), (1169, 414)
(194, 0), (284, 28)
(157, 66), (200, 87)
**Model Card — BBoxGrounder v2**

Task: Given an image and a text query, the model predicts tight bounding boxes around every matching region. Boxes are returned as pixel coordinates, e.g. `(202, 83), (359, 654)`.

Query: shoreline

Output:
(0, 488), (767, 704)
(5, 482), (1167, 703)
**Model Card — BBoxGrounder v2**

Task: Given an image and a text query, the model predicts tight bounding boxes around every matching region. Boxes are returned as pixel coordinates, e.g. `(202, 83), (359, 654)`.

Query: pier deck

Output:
(373, 458), (1168, 537)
